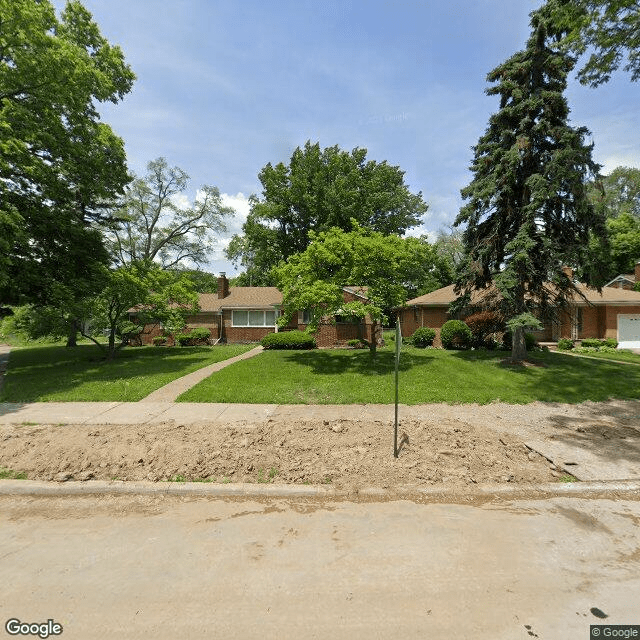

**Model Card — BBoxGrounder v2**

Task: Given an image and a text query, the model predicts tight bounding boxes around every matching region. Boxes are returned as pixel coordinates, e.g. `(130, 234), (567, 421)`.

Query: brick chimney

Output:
(562, 266), (574, 280)
(217, 272), (229, 299)
(635, 261), (640, 285)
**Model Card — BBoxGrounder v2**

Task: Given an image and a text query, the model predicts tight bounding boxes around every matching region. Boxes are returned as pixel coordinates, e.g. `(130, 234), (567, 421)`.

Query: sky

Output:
(58, 0), (639, 276)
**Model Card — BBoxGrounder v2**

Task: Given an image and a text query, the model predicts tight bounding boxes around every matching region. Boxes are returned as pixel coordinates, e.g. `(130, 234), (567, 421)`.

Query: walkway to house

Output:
(141, 345), (264, 402)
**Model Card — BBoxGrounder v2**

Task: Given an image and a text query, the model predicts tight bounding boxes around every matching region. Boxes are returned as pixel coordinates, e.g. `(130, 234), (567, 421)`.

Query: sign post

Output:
(394, 318), (401, 458)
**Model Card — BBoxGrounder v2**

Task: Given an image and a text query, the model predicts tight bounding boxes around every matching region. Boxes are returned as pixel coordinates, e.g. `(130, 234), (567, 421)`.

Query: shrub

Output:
(464, 310), (504, 348)
(152, 336), (167, 346)
(175, 333), (191, 346)
(580, 338), (602, 348)
(174, 328), (211, 346)
(347, 338), (367, 348)
(440, 320), (472, 350)
(557, 338), (574, 350)
(412, 327), (436, 348)
(261, 330), (316, 350)
(603, 338), (618, 348)
(525, 332), (537, 350)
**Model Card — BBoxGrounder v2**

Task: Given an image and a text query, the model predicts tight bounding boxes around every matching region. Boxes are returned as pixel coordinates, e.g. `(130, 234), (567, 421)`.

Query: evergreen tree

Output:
(455, 9), (608, 362)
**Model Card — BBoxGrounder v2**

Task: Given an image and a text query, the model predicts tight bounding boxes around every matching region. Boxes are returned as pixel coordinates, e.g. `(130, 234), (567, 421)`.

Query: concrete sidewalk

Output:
(141, 344), (263, 402)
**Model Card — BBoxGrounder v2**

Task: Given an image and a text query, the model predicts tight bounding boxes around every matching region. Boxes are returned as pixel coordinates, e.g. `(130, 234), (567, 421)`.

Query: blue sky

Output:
(63, 0), (639, 275)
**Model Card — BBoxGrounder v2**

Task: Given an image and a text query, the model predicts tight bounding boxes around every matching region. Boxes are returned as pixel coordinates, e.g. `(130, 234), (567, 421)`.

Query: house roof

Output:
(198, 287), (282, 311)
(406, 283), (640, 307)
(605, 274), (636, 287)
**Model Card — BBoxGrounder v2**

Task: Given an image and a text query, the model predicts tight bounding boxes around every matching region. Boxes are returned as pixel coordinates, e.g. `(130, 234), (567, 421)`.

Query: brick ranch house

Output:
(133, 274), (378, 348)
(398, 263), (640, 350)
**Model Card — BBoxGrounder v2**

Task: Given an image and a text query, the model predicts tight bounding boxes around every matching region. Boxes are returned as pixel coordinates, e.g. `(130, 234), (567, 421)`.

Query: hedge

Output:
(411, 327), (436, 348)
(261, 330), (316, 350)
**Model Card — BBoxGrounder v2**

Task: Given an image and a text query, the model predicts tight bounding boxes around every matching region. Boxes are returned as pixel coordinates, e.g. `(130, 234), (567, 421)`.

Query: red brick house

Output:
(398, 270), (640, 349)
(134, 274), (377, 347)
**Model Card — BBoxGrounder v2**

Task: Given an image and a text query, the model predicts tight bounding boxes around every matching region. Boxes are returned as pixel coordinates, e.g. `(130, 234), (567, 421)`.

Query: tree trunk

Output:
(107, 328), (116, 360)
(368, 320), (377, 355)
(511, 326), (527, 362)
(65, 318), (78, 347)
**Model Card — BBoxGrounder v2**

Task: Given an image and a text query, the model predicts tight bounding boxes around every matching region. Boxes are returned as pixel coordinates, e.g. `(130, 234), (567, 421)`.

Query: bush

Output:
(152, 336), (167, 346)
(580, 338), (602, 348)
(440, 320), (472, 350)
(557, 338), (574, 350)
(603, 337), (618, 348)
(261, 330), (316, 350)
(525, 332), (537, 350)
(347, 338), (367, 348)
(174, 328), (211, 346)
(175, 333), (191, 347)
(464, 310), (504, 348)
(411, 327), (436, 348)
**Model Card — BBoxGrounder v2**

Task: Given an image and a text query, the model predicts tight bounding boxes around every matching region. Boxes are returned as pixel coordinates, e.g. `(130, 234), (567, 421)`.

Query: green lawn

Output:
(177, 345), (640, 405)
(556, 349), (640, 365)
(0, 343), (253, 402)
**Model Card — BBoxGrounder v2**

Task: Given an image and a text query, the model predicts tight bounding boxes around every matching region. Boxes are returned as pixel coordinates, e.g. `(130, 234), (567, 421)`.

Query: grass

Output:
(557, 349), (640, 365)
(0, 343), (253, 402)
(0, 468), (27, 480)
(177, 344), (640, 405)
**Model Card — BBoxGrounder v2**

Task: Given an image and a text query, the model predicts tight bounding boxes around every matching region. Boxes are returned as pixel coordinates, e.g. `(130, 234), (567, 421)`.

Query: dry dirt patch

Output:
(0, 417), (559, 490)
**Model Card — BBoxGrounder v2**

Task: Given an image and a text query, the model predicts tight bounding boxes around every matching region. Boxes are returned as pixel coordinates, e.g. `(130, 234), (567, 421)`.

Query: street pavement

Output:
(1, 492), (639, 639)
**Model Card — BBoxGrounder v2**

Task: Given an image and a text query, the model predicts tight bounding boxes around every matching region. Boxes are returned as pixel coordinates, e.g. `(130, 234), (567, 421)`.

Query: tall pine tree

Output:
(455, 8), (608, 362)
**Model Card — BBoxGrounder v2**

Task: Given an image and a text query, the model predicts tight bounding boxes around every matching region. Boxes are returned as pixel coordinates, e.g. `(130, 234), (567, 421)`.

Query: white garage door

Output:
(618, 314), (640, 349)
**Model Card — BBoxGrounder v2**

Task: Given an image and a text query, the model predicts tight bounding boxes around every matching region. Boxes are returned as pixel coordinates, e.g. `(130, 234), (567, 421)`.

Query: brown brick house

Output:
(134, 274), (377, 347)
(398, 275), (640, 349)
(605, 261), (640, 291)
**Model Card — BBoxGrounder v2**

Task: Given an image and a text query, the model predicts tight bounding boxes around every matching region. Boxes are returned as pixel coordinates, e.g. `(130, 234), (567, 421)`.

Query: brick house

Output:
(398, 269), (640, 349)
(135, 274), (377, 347)
(605, 261), (640, 291)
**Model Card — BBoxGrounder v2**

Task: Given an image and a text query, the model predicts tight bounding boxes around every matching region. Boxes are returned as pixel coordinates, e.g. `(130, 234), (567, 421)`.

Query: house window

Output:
(299, 309), (313, 324)
(232, 310), (276, 327)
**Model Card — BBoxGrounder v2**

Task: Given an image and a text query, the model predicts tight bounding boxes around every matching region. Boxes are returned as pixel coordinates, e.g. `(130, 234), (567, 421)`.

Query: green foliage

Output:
(411, 327), (436, 348)
(176, 328), (211, 346)
(81, 263), (199, 359)
(226, 141), (428, 278)
(105, 158), (234, 269)
(347, 338), (367, 348)
(440, 320), (472, 350)
(152, 336), (167, 346)
(557, 338), (575, 350)
(0, 0), (134, 302)
(524, 332), (538, 350)
(455, 11), (608, 362)
(261, 331), (316, 350)
(542, 0), (640, 86)
(581, 338), (603, 348)
(274, 226), (439, 354)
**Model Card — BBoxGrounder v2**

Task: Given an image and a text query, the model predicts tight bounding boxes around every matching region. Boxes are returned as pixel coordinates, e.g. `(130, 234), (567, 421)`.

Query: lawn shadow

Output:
(282, 348), (424, 376)
(448, 349), (640, 404)
(0, 344), (234, 402)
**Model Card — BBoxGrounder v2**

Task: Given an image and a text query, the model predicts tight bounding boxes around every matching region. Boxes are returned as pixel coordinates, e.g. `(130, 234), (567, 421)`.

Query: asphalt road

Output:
(2, 493), (639, 639)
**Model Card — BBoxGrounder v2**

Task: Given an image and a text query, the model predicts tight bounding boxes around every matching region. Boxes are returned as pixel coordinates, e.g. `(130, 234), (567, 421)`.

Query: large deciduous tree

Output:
(106, 157), (234, 269)
(455, 8), (609, 362)
(274, 226), (445, 354)
(543, 0), (640, 86)
(227, 141), (428, 282)
(0, 0), (135, 302)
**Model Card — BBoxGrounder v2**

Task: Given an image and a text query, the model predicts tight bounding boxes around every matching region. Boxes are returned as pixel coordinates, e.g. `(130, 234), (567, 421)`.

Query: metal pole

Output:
(394, 318), (401, 458)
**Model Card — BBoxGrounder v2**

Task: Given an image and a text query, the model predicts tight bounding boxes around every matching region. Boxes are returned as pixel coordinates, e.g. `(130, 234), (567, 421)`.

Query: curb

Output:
(1, 479), (640, 502)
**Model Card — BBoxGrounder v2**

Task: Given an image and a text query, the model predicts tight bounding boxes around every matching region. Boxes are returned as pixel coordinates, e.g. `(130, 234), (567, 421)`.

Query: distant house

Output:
(605, 261), (640, 291)
(134, 274), (378, 347)
(398, 267), (640, 349)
